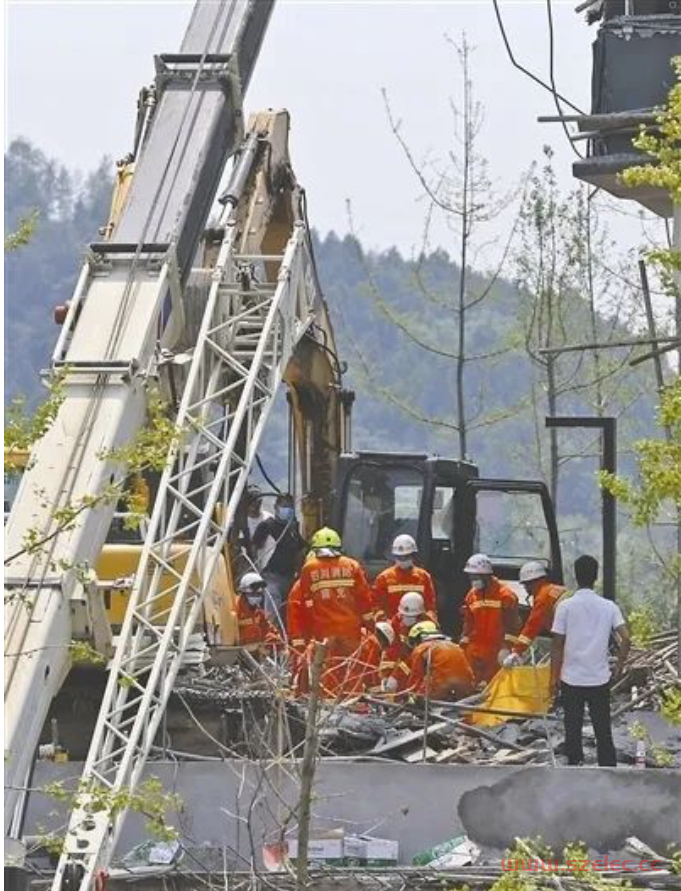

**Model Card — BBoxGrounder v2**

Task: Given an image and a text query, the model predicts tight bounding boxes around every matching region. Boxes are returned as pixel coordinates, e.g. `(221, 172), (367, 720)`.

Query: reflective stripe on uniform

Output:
(469, 599), (502, 611)
(517, 634), (532, 645)
(310, 578), (356, 593)
(504, 634), (520, 644)
(386, 583), (425, 593)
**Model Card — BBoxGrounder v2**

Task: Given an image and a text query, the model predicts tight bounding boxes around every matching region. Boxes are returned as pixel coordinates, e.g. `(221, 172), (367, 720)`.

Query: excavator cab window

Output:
(341, 462), (425, 577)
(467, 479), (562, 583)
(431, 486), (456, 541)
(474, 489), (551, 565)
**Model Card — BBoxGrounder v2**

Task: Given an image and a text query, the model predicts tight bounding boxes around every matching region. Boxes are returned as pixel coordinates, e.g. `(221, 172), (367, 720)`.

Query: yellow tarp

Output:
(469, 664), (551, 727)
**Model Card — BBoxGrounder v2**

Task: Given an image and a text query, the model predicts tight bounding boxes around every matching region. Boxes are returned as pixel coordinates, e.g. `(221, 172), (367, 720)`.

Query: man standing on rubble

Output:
(551, 554), (630, 767)
(243, 484), (273, 566)
(289, 527), (374, 697)
(460, 554), (520, 683)
(251, 493), (305, 619)
(372, 535), (438, 622)
(502, 561), (567, 667)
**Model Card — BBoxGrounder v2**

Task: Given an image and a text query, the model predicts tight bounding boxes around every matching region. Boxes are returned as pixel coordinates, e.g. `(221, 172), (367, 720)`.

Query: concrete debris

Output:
(103, 855), (681, 891)
(132, 634), (679, 767)
(413, 835), (481, 868)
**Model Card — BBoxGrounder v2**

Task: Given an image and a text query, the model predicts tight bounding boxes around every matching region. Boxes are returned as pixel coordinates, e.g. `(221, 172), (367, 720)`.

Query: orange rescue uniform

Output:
(350, 632), (383, 692)
(372, 565), (437, 622)
(513, 581), (567, 655)
(408, 639), (475, 701)
(461, 578), (520, 683)
(236, 595), (280, 648)
(287, 554), (374, 698)
(378, 614), (417, 692)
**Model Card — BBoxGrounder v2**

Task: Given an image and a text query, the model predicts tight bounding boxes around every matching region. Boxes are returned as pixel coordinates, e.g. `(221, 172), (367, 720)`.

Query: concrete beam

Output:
(25, 761), (681, 865)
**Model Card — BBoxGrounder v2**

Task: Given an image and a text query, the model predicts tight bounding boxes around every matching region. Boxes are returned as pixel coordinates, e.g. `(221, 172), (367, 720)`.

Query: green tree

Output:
(601, 378), (681, 661)
(4, 210), (39, 252)
(514, 149), (644, 507)
(616, 55), (681, 665)
(4, 139), (113, 404)
(355, 35), (520, 460)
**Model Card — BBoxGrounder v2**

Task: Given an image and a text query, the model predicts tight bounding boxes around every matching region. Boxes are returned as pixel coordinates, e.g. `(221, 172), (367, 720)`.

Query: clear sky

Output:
(4, 0), (655, 257)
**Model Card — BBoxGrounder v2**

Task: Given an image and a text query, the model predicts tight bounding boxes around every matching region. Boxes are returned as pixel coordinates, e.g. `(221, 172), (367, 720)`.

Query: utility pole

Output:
(546, 417), (617, 602)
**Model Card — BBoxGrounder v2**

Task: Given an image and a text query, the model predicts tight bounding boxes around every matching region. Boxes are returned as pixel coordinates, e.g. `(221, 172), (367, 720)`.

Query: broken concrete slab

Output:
(25, 761), (681, 866)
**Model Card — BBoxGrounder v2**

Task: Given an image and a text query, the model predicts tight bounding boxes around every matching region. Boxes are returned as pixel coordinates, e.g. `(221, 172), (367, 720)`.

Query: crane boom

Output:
(52, 213), (324, 891)
(4, 0), (273, 865)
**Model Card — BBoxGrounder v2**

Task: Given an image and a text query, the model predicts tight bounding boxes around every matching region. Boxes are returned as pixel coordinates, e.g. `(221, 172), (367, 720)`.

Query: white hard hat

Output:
(519, 561), (548, 584)
(464, 553), (493, 575)
(392, 534), (417, 557)
(375, 621), (396, 646)
(239, 571), (266, 592)
(398, 591), (425, 618)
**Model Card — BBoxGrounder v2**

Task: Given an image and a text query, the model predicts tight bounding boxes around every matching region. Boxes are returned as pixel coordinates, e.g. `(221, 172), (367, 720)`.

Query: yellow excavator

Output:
(5, 108), (352, 646)
(5, 111), (563, 647)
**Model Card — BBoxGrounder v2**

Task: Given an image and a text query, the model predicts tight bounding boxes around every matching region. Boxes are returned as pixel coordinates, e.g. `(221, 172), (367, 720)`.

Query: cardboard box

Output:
(345, 835), (399, 866)
(287, 831), (345, 865)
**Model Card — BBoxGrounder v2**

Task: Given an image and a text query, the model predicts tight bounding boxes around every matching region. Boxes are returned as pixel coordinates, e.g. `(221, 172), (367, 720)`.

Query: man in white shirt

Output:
(551, 554), (630, 767)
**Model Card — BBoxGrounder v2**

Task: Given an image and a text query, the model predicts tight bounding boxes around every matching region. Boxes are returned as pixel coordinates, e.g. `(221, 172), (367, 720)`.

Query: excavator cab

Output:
(332, 451), (563, 635)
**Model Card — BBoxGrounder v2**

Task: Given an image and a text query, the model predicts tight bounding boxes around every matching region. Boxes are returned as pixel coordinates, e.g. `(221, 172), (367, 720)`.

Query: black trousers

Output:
(561, 681), (617, 767)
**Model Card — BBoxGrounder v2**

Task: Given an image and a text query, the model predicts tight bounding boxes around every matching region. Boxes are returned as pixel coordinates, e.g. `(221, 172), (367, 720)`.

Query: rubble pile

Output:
(307, 633), (680, 767)
(611, 630), (679, 716)
(105, 835), (681, 891)
(157, 635), (679, 766)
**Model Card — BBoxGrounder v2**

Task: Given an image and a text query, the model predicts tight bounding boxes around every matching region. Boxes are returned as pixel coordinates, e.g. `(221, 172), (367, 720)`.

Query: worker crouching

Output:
(350, 621), (396, 693)
(288, 527), (374, 698)
(236, 572), (281, 652)
(407, 621), (475, 702)
(460, 553), (520, 684)
(380, 592), (429, 694)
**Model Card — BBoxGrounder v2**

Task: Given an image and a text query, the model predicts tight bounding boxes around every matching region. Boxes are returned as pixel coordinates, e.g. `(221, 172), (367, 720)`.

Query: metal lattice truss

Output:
(53, 221), (317, 891)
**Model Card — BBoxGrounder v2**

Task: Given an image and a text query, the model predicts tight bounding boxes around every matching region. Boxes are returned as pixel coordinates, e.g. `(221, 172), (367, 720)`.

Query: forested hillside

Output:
(4, 139), (665, 614)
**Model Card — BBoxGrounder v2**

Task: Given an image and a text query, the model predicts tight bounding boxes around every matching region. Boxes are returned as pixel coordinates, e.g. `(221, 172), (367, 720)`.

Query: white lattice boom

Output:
(53, 220), (317, 891)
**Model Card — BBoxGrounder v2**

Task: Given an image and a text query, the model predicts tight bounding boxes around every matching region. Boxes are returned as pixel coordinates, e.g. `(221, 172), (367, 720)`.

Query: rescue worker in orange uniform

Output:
(288, 527), (374, 698)
(501, 561), (568, 667)
(372, 535), (437, 622)
(460, 553), (520, 684)
(407, 621), (476, 701)
(351, 621), (396, 692)
(236, 572), (281, 651)
(380, 592), (428, 694)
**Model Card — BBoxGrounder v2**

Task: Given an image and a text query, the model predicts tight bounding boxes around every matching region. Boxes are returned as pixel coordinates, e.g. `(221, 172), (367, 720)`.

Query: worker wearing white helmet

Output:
(501, 561), (568, 667)
(372, 533), (437, 623)
(349, 621), (397, 693)
(378, 591), (428, 695)
(236, 572), (280, 650)
(460, 553), (520, 683)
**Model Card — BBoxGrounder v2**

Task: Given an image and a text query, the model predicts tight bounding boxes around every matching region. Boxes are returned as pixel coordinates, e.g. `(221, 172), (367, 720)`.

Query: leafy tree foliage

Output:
(4, 138), (113, 403)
